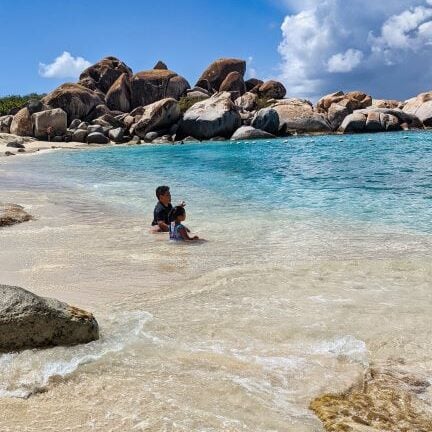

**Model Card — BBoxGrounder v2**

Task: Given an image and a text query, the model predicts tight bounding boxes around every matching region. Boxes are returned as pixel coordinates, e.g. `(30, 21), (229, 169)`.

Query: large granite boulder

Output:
(0, 203), (32, 227)
(178, 92), (241, 140)
(251, 107), (280, 135)
(317, 91), (372, 113)
(133, 98), (181, 138)
(42, 83), (103, 123)
(0, 115), (13, 133)
(403, 92), (432, 126)
(87, 132), (109, 144)
(79, 56), (132, 94)
(196, 58), (246, 91)
(256, 80), (286, 99)
(272, 99), (331, 134)
(372, 99), (402, 109)
(231, 126), (275, 140)
(245, 78), (263, 92)
(130, 69), (190, 109)
(235, 92), (258, 111)
(105, 73), (131, 113)
(219, 71), (246, 97)
(10, 108), (33, 136)
(32, 108), (67, 139)
(0, 285), (99, 353)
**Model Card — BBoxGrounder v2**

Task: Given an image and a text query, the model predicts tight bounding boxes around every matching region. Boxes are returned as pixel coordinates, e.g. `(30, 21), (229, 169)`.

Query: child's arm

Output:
(178, 226), (199, 241)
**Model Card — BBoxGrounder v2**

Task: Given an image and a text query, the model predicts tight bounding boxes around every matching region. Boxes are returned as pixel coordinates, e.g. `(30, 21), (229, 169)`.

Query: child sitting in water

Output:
(169, 206), (200, 241)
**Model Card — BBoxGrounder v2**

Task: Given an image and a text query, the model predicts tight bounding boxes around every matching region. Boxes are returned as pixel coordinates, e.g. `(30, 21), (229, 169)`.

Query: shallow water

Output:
(0, 132), (431, 431)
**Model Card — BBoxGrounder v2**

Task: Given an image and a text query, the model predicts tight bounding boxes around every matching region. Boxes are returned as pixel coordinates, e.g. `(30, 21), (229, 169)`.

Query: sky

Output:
(1, 0), (432, 101)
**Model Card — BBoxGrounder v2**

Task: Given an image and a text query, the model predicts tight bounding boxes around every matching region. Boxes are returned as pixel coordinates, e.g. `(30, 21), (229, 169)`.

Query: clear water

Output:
(0, 131), (431, 431)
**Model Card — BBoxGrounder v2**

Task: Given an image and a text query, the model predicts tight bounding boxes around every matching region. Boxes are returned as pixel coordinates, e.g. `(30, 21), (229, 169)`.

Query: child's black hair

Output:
(169, 206), (185, 221)
(155, 185), (170, 199)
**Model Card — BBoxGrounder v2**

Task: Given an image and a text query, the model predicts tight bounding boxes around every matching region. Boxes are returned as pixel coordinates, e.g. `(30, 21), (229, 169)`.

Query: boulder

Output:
(372, 99), (401, 109)
(105, 73), (131, 113)
(251, 108), (280, 135)
(0, 203), (32, 227)
(87, 124), (104, 134)
(0, 115), (13, 133)
(32, 108), (67, 139)
(245, 78), (263, 92)
(327, 103), (350, 130)
(317, 91), (372, 114)
(187, 86), (211, 97)
(144, 131), (159, 142)
(10, 108), (33, 136)
(219, 71), (246, 97)
(154, 60), (168, 70)
(178, 92), (241, 140)
(403, 92), (432, 126)
(231, 126), (275, 140)
(235, 92), (258, 111)
(69, 119), (82, 129)
(0, 285), (99, 353)
(339, 112), (367, 133)
(272, 99), (331, 134)
(130, 69), (190, 108)
(92, 113), (123, 128)
(196, 58), (246, 91)
(133, 98), (181, 138)
(26, 99), (46, 115)
(186, 90), (210, 99)
(108, 127), (125, 143)
(256, 80), (286, 99)
(79, 56), (132, 94)
(354, 108), (422, 131)
(85, 104), (112, 122)
(6, 141), (25, 148)
(72, 129), (88, 143)
(42, 83), (103, 123)
(87, 132), (109, 144)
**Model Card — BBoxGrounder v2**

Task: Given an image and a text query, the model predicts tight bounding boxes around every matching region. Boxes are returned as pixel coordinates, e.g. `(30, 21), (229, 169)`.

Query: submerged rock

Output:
(0, 203), (32, 227)
(0, 285), (99, 353)
(231, 126), (275, 140)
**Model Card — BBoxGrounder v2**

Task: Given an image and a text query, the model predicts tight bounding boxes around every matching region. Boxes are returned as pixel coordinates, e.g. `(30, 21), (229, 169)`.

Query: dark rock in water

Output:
(79, 56), (132, 94)
(178, 92), (241, 140)
(129, 135), (141, 144)
(72, 129), (88, 143)
(42, 83), (103, 123)
(87, 125), (104, 134)
(0, 284), (99, 353)
(209, 137), (226, 141)
(154, 60), (168, 70)
(105, 73), (131, 113)
(183, 136), (200, 142)
(69, 119), (81, 130)
(87, 132), (109, 144)
(108, 127), (125, 142)
(196, 58), (246, 91)
(219, 71), (246, 97)
(10, 108), (33, 137)
(231, 126), (275, 140)
(6, 141), (25, 148)
(252, 108), (280, 135)
(245, 78), (263, 92)
(0, 203), (32, 227)
(32, 108), (67, 139)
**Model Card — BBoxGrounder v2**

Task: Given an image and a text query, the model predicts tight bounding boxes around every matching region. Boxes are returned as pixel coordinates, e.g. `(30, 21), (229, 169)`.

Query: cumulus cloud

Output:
(39, 51), (91, 79)
(277, 0), (432, 100)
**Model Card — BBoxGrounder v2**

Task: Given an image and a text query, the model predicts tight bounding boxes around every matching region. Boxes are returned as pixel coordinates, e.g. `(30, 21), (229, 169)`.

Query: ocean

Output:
(0, 131), (431, 431)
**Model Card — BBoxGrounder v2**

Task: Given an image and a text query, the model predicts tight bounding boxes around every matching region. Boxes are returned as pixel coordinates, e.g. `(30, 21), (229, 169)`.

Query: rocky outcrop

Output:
(339, 108), (422, 133)
(130, 69), (189, 108)
(178, 92), (241, 140)
(0, 285), (99, 353)
(0, 203), (32, 227)
(0, 115), (13, 133)
(251, 108), (280, 135)
(235, 92), (258, 111)
(372, 99), (402, 109)
(105, 73), (131, 113)
(79, 56), (132, 94)
(154, 60), (168, 70)
(231, 126), (275, 140)
(403, 92), (432, 126)
(219, 71), (246, 97)
(10, 108), (33, 136)
(272, 99), (331, 134)
(196, 58), (246, 92)
(255, 80), (286, 99)
(133, 98), (181, 138)
(32, 108), (67, 139)
(42, 84), (103, 123)
(245, 78), (263, 92)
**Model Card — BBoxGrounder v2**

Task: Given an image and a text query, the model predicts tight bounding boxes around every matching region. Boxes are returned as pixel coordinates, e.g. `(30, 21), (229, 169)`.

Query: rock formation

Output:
(196, 58), (246, 92)
(0, 203), (32, 227)
(403, 91), (432, 126)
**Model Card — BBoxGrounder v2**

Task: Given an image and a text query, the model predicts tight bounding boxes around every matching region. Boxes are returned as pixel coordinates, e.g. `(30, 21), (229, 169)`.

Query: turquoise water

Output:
(6, 131), (432, 234)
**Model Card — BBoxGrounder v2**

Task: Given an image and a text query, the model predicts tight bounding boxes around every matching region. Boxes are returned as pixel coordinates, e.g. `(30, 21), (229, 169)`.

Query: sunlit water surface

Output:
(0, 132), (431, 431)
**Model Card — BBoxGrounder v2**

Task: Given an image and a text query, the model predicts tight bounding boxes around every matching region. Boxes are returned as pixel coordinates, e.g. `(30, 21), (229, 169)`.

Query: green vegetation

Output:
(0, 93), (45, 116)
(255, 97), (272, 111)
(179, 95), (208, 114)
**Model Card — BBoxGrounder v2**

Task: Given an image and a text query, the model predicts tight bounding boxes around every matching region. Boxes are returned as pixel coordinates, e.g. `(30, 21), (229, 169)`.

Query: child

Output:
(169, 206), (200, 241)
(151, 185), (174, 232)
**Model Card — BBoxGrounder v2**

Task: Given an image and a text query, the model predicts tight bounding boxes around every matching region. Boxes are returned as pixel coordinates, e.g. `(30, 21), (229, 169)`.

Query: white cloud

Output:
(327, 49), (364, 73)
(276, 0), (432, 100)
(39, 51), (91, 79)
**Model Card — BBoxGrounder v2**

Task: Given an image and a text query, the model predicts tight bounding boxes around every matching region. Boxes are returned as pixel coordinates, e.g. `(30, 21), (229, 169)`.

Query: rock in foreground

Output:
(0, 203), (32, 227)
(0, 285), (99, 353)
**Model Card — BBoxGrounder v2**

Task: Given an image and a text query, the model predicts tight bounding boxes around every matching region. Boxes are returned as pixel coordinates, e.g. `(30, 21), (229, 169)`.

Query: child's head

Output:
(156, 185), (171, 205)
(169, 206), (186, 222)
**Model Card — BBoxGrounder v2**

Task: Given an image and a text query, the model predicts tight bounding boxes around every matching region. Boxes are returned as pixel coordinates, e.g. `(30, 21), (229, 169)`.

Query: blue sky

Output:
(1, 0), (432, 101)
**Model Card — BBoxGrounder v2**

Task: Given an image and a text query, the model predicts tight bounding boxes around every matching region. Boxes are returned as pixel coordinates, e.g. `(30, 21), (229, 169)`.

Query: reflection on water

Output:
(0, 134), (431, 431)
